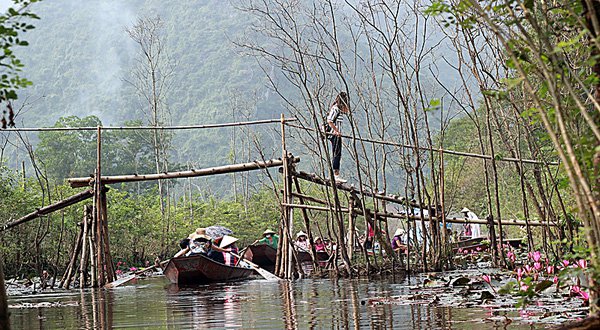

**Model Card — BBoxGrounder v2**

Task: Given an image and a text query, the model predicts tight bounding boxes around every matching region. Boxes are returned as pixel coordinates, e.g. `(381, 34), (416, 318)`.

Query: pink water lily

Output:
(129, 267), (137, 271)
(579, 290), (590, 301)
(532, 251), (541, 262)
(562, 260), (570, 268)
(517, 268), (523, 280)
(547, 265), (555, 275)
(115, 269), (123, 276)
(520, 284), (529, 292)
(534, 262), (542, 271)
(553, 276), (559, 284)
(571, 285), (581, 294)
(524, 264), (533, 274)
(577, 259), (587, 269)
(507, 251), (516, 263)
(482, 275), (491, 284)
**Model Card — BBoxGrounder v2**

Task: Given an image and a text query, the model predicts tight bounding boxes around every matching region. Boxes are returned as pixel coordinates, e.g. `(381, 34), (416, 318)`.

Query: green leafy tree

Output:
(0, 0), (40, 127)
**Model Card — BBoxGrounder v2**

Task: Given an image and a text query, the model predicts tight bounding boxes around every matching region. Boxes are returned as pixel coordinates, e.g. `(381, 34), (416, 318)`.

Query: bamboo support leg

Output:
(61, 222), (84, 289)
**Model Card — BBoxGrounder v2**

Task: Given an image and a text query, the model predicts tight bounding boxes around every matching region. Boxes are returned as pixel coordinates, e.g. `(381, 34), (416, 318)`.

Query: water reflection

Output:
(8, 277), (535, 329)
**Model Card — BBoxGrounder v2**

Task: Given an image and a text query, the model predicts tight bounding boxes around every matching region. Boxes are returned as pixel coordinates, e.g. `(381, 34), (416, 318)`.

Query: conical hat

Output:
(263, 229), (276, 235)
(189, 232), (211, 242)
(219, 235), (238, 248)
(296, 231), (307, 238)
(394, 228), (405, 237)
(460, 207), (471, 213)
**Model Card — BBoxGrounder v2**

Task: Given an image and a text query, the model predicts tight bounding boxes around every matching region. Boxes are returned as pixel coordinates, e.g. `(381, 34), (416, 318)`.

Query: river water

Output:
(8, 275), (540, 329)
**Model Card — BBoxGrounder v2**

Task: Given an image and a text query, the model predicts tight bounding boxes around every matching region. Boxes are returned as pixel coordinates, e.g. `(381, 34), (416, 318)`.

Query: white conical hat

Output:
(219, 235), (239, 248)
(394, 228), (405, 237)
(296, 231), (307, 238)
(460, 207), (471, 213)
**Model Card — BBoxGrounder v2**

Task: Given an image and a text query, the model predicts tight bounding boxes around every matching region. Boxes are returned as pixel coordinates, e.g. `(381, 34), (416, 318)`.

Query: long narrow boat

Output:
(163, 253), (254, 285)
(242, 244), (277, 272)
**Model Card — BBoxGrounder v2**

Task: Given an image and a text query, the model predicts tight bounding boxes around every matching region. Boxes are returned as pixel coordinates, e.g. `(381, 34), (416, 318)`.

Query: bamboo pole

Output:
(347, 194), (356, 260)
(0, 255), (9, 330)
(60, 221), (84, 289)
(0, 118), (298, 132)
(95, 126), (104, 287)
(69, 157), (301, 188)
(0, 189), (94, 232)
(290, 169), (423, 207)
(100, 189), (115, 284)
(293, 177), (319, 270)
(79, 205), (91, 288)
(281, 203), (557, 227)
(285, 123), (559, 166)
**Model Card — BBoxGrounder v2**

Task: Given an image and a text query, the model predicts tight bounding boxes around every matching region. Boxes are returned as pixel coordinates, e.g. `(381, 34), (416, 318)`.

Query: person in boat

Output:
(461, 207), (481, 238)
(220, 235), (239, 266)
(187, 232), (226, 264)
(295, 231), (310, 252)
(314, 237), (326, 252)
(173, 237), (191, 258)
(391, 228), (408, 253)
(255, 229), (279, 249)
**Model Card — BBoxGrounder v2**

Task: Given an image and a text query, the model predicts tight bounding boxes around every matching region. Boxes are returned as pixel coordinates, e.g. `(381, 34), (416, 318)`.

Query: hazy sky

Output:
(0, 0), (10, 13)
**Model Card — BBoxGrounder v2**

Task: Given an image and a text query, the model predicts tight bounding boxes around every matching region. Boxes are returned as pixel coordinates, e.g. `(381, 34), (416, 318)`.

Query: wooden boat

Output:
(297, 250), (330, 263)
(163, 253), (254, 285)
(242, 244), (277, 272)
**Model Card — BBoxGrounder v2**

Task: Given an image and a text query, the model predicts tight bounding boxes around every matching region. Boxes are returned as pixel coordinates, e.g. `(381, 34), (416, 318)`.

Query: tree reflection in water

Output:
(7, 277), (538, 329)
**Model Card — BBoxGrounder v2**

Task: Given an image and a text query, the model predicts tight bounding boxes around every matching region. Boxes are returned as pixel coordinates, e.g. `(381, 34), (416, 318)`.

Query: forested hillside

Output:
(15, 0), (282, 168)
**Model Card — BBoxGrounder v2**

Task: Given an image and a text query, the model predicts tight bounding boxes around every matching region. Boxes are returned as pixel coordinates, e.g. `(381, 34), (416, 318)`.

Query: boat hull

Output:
(243, 244), (277, 272)
(163, 254), (254, 285)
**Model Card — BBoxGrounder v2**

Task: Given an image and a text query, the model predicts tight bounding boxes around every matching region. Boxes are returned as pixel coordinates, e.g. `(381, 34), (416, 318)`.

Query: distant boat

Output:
(297, 250), (330, 265)
(163, 254), (254, 285)
(243, 244), (277, 272)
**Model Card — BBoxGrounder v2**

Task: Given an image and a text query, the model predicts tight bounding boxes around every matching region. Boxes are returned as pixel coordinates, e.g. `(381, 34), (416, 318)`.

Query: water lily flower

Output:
(579, 290), (590, 301)
(524, 264), (533, 274)
(482, 275), (491, 284)
(534, 262), (542, 271)
(129, 267), (137, 272)
(547, 265), (555, 275)
(553, 276), (559, 284)
(517, 268), (523, 280)
(476, 246), (482, 251)
(577, 259), (587, 269)
(520, 284), (529, 292)
(532, 251), (541, 262)
(115, 269), (123, 276)
(507, 251), (516, 263)
(458, 248), (463, 253)
(571, 285), (581, 294)
(562, 260), (570, 268)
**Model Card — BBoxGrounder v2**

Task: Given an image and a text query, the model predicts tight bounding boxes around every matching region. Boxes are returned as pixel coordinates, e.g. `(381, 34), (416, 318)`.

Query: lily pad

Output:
(534, 280), (553, 293)
(451, 277), (470, 287)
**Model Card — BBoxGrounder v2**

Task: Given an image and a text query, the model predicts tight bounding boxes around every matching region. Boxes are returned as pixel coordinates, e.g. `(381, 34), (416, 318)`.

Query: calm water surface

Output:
(9, 276), (540, 329)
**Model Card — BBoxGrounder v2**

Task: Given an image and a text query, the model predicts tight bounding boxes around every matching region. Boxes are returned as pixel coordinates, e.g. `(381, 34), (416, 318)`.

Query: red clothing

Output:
(314, 242), (326, 252)
(223, 246), (238, 266)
